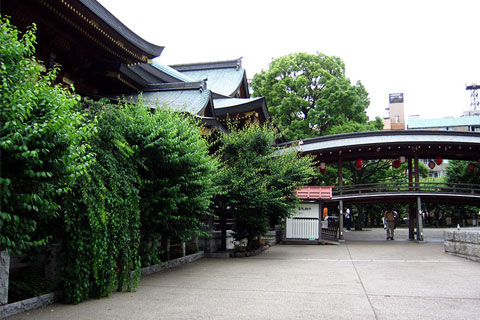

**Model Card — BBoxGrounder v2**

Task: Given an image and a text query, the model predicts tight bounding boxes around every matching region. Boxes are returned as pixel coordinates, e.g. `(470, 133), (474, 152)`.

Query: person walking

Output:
(345, 207), (351, 231)
(384, 208), (398, 240)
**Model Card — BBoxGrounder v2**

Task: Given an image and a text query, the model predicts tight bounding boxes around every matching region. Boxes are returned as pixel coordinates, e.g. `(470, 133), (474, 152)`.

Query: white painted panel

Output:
(286, 218), (318, 239)
(293, 203), (319, 218)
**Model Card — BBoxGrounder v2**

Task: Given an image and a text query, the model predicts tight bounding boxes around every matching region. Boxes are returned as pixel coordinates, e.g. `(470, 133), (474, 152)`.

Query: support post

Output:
(338, 157), (343, 195)
(317, 202), (322, 242)
(408, 158), (415, 240)
(408, 204), (415, 240)
(417, 197), (424, 241)
(414, 153), (420, 191)
(339, 200), (344, 241)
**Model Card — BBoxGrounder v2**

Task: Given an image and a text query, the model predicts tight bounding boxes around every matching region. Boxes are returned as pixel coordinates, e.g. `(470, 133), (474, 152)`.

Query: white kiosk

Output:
(285, 186), (333, 243)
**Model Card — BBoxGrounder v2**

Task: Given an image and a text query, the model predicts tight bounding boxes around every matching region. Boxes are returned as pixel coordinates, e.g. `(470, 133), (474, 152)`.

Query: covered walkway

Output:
(8, 229), (480, 320)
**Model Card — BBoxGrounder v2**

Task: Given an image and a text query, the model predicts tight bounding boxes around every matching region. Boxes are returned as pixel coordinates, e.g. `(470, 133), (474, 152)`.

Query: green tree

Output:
(0, 19), (92, 254)
(446, 160), (480, 185)
(216, 124), (315, 249)
(123, 101), (219, 266)
(251, 52), (371, 140)
(445, 160), (480, 226)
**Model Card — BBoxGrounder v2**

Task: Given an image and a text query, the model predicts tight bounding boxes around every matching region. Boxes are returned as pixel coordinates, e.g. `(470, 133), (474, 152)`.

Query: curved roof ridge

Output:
(80, 0), (164, 58)
(171, 57), (243, 71)
(152, 60), (195, 82)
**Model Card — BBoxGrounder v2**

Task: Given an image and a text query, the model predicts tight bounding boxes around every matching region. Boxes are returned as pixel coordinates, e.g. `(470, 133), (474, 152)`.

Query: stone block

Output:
(465, 232), (476, 244)
(471, 244), (480, 258)
(444, 230), (454, 241)
(0, 300), (22, 319)
(454, 231), (466, 243)
(444, 241), (455, 253)
(471, 232), (480, 244)
(0, 250), (10, 305)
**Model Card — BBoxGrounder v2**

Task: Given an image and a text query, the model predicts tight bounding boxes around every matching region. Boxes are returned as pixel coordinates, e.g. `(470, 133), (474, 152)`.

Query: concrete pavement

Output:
(7, 228), (480, 320)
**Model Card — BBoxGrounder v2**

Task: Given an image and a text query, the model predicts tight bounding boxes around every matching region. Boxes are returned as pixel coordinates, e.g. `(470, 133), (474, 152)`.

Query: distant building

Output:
(407, 113), (480, 132)
(407, 111), (480, 178)
(383, 93), (405, 130)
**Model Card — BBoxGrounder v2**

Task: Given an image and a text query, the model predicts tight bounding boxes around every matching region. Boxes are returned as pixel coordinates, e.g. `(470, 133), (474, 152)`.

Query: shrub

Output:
(0, 18), (92, 255)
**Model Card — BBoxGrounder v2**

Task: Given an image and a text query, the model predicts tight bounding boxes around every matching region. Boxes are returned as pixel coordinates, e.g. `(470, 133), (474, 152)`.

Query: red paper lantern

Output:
(428, 161), (435, 169)
(392, 160), (400, 168)
(435, 156), (443, 165)
(320, 168), (326, 174)
(467, 163), (476, 172)
(355, 158), (363, 168)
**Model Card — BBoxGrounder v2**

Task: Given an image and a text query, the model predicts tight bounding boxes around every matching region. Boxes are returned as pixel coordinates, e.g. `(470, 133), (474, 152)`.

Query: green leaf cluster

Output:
(0, 18), (93, 254)
(251, 52), (371, 140)
(121, 101), (219, 266)
(215, 123), (315, 249)
(61, 101), (141, 304)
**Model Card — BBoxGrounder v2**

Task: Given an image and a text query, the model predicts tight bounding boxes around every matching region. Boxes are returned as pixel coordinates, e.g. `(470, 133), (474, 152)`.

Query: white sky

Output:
(98, 0), (480, 121)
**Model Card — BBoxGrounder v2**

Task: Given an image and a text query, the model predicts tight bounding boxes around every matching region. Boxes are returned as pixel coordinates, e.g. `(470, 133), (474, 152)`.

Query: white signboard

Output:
(293, 203), (319, 218)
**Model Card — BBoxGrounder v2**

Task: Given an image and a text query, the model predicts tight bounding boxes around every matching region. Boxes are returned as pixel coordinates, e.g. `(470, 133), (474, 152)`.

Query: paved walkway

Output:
(8, 228), (480, 320)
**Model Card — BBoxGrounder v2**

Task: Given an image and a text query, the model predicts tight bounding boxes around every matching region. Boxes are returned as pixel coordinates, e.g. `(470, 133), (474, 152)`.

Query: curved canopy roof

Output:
(278, 130), (480, 163)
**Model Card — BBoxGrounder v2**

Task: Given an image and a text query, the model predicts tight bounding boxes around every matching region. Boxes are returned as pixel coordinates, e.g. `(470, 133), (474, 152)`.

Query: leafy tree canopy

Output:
(446, 160), (480, 185)
(215, 123), (315, 249)
(252, 52), (371, 140)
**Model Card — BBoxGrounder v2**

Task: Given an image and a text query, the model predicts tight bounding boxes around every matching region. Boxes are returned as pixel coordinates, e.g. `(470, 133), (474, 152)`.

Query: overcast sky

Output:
(98, 0), (480, 121)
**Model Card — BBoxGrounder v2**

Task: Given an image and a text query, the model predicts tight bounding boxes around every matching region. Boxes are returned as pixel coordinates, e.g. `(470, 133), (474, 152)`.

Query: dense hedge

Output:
(1, 18), (219, 304)
(0, 18), (92, 255)
(123, 101), (219, 266)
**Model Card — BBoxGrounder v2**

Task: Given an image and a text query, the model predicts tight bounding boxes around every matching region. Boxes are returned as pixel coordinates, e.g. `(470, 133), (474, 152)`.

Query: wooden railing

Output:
(333, 182), (480, 196)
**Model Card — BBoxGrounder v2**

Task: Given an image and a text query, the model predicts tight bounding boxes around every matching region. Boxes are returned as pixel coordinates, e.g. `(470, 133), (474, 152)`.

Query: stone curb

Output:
(140, 251), (204, 277)
(0, 291), (60, 319)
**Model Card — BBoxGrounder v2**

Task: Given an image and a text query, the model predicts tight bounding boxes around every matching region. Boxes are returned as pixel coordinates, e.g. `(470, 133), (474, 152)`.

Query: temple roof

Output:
(171, 58), (249, 98)
(213, 97), (269, 118)
(120, 63), (193, 88)
(123, 81), (214, 116)
(80, 0), (164, 59)
(151, 61), (194, 82)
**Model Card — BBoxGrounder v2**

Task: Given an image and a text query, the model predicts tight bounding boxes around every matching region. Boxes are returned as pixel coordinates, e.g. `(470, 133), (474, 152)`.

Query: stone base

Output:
(444, 230), (480, 262)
